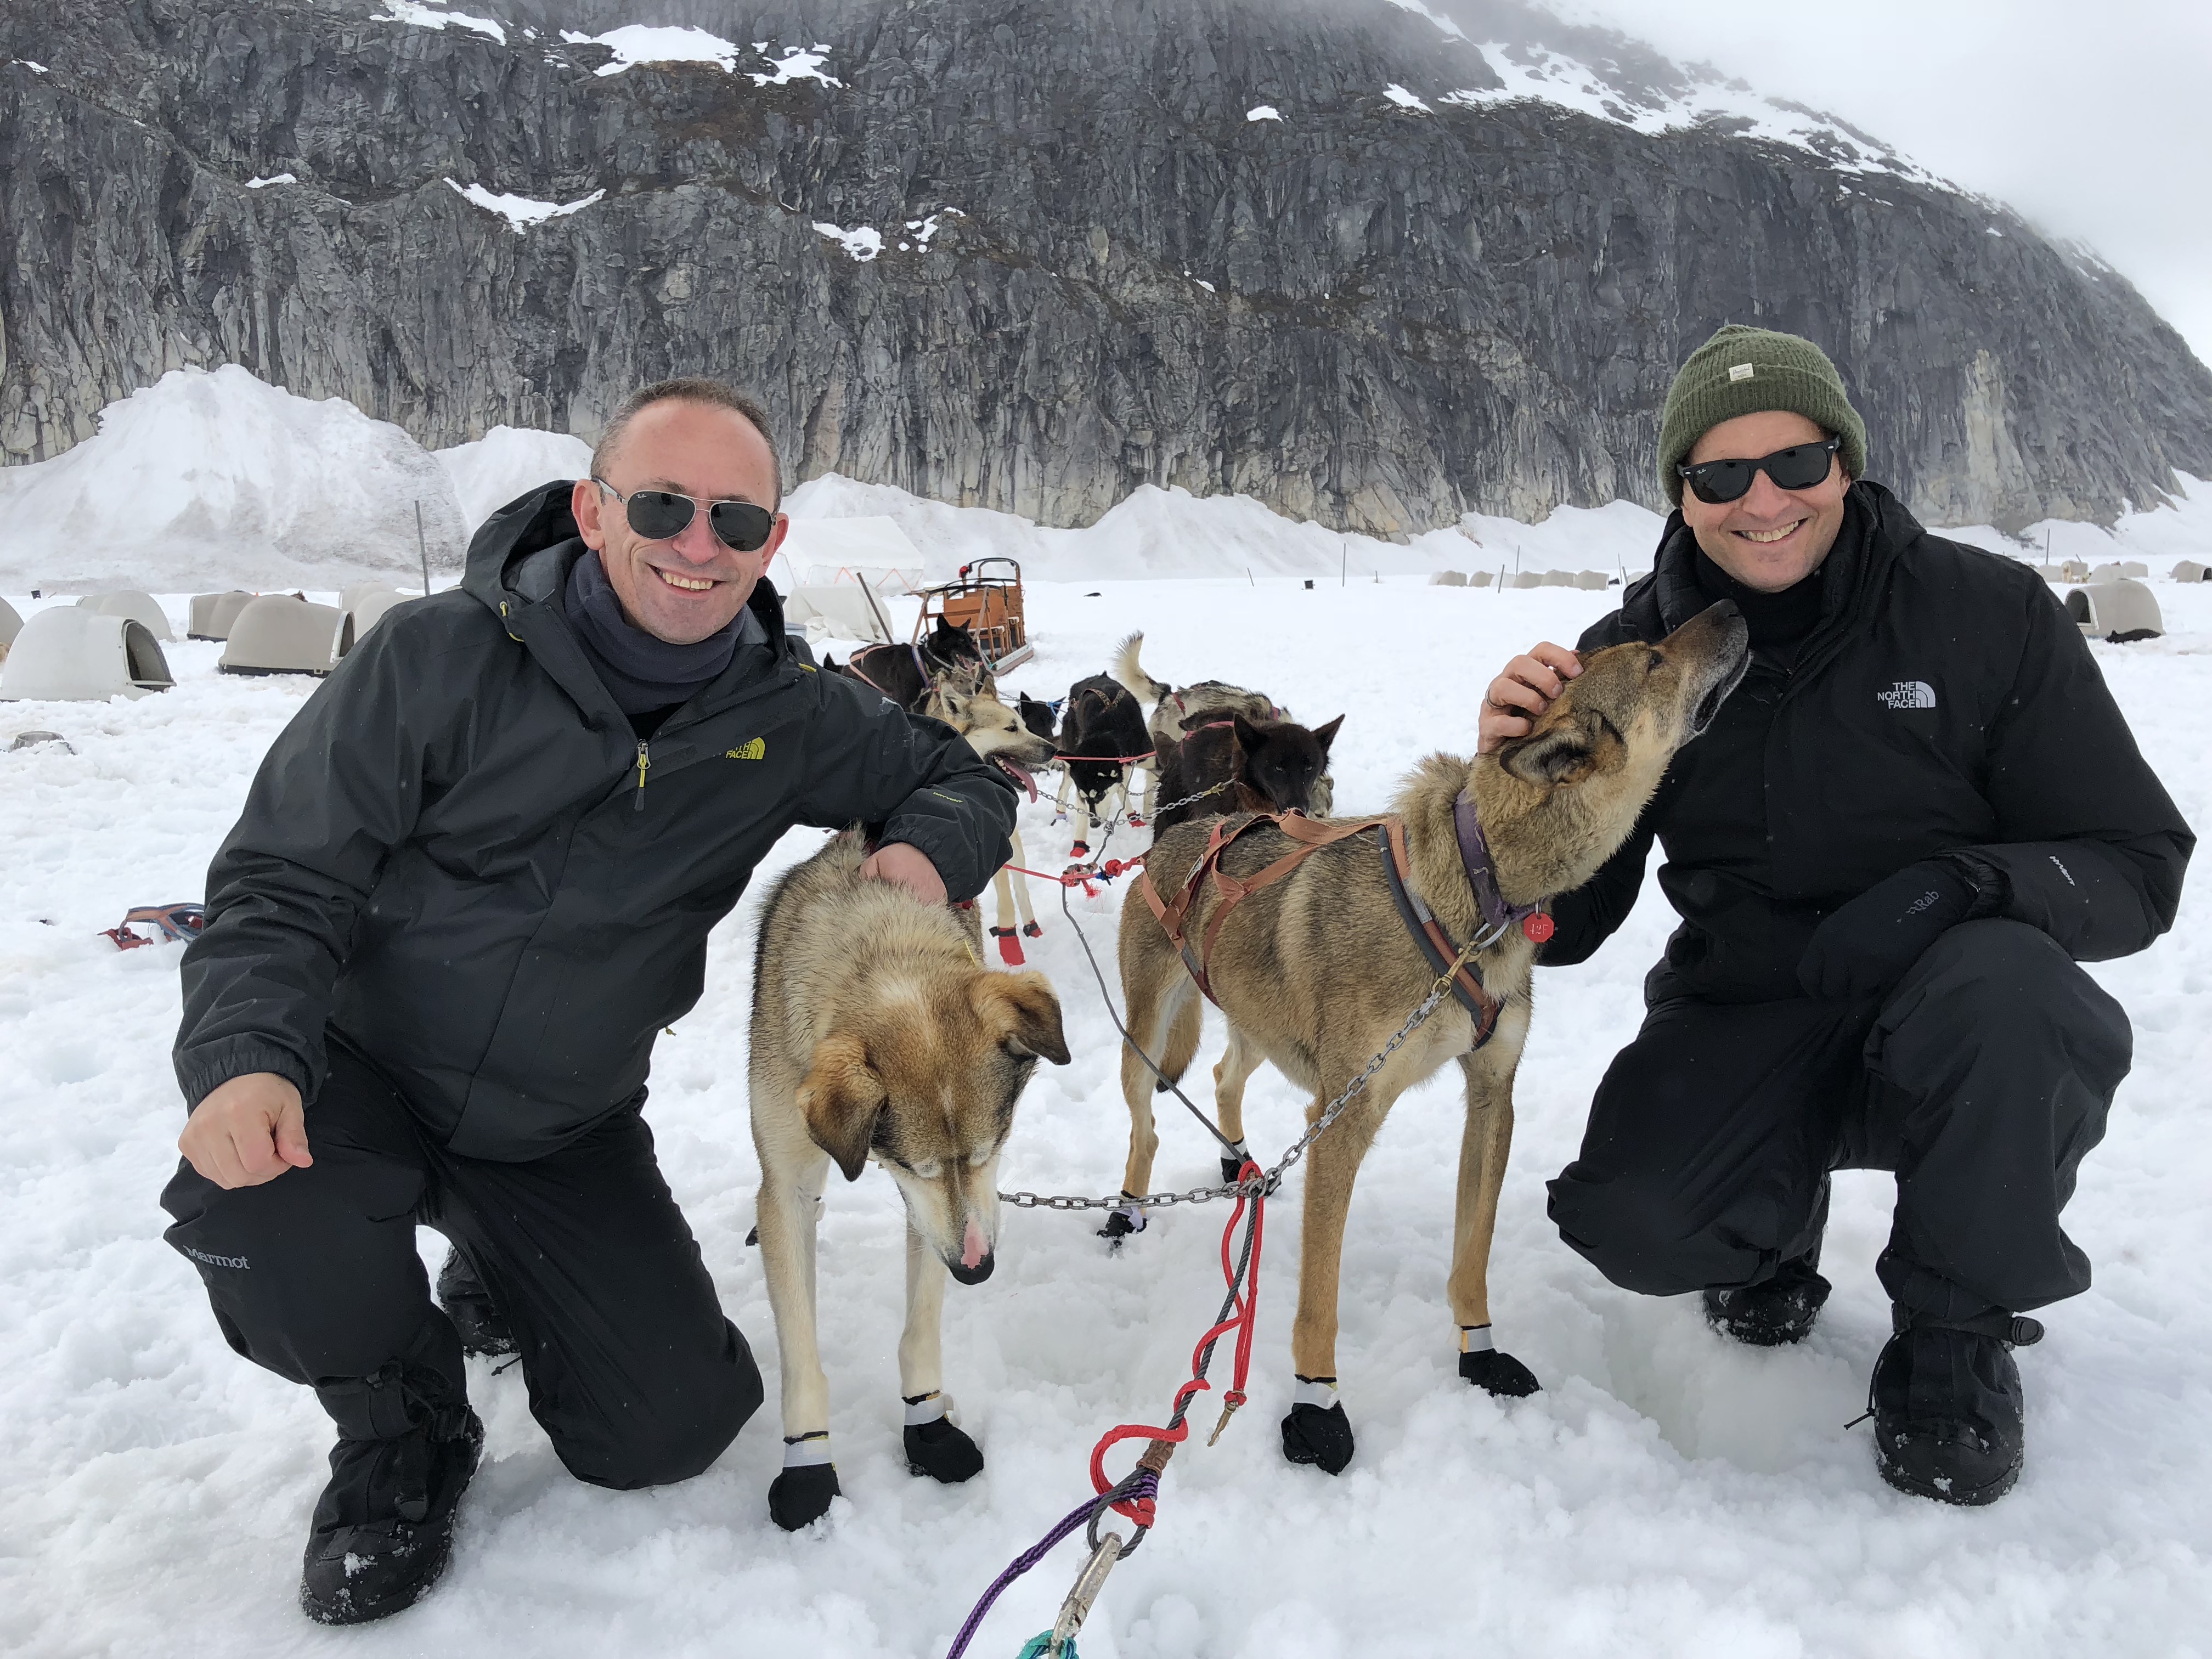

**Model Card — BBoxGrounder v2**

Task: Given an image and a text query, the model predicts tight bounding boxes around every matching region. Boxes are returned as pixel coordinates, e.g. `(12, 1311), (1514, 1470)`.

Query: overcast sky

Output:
(1545, 0), (2212, 368)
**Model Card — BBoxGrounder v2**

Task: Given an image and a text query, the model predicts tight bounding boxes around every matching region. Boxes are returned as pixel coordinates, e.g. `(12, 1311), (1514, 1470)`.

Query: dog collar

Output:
(1453, 792), (1552, 944)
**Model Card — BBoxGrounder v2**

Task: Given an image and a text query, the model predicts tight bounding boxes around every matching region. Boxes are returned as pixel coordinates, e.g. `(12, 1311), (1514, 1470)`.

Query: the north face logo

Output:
(726, 737), (766, 760)
(1876, 681), (1937, 710)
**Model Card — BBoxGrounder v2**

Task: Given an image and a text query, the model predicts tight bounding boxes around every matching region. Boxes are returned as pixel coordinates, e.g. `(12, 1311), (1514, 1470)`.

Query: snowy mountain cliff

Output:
(2, 0), (2208, 535)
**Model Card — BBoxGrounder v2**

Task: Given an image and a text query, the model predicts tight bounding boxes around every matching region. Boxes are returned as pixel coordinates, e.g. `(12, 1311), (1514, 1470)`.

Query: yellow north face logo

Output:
(726, 738), (766, 761)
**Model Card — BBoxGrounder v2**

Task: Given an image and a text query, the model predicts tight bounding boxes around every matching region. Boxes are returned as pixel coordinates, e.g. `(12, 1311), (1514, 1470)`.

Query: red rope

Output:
(1085, 1161), (1267, 1527)
(1001, 855), (1146, 887)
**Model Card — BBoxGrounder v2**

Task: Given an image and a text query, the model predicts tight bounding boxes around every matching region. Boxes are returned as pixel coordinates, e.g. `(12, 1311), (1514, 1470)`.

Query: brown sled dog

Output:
(750, 831), (1070, 1530)
(1113, 601), (1748, 1474)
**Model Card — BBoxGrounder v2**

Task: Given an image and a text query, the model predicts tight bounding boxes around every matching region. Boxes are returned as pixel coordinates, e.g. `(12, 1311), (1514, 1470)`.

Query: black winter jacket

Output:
(176, 484), (1018, 1158)
(1543, 481), (2192, 1002)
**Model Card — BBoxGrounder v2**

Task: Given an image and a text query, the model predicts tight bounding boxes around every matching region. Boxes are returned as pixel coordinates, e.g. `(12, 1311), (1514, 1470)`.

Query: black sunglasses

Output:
(1676, 437), (1841, 505)
(592, 477), (778, 552)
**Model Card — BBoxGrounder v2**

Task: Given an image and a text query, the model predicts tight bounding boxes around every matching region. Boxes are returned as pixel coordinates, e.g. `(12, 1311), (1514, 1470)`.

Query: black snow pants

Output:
(1547, 920), (2131, 1322)
(162, 1036), (763, 1487)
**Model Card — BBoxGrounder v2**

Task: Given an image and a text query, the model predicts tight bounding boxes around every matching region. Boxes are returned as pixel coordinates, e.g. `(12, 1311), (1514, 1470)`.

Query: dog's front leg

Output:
(898, 1222), (987, 1485)
(1281, 1093), (1386, 1478)
(1447, 1052), (1541, 1399)
(755, 1146), (839, 1528)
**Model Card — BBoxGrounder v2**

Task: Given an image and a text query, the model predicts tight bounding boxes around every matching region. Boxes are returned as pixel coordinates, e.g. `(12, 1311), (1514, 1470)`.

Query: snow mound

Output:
(435, 426), (594, 532)
(0, 366), (467, 591)
(445, 179), (604, 230)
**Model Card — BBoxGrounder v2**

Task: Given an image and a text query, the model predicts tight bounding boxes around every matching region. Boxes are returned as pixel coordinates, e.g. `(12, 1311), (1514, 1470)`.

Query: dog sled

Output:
(916, 557), (1033, 672)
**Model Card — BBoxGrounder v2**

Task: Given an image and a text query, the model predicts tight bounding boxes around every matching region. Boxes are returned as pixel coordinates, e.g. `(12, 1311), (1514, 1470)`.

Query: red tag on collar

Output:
(1521, 912), (1555, 944)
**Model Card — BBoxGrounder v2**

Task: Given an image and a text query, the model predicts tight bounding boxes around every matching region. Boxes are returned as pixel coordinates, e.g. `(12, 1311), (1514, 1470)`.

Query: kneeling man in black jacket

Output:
(1482, 328), (2191, 1506)
(162, 379), (1018, 1622)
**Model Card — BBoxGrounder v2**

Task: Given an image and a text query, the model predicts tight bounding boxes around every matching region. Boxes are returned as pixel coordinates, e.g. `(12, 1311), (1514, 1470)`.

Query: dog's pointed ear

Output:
(971, 972), (1072, 1065)
(1231, 712), (1266, 751)
(795, 1034), (885, 1181)
(1498, 713), (1600, 787)
(1311, 714), (1344, 755)
(935, 686), (968, 721)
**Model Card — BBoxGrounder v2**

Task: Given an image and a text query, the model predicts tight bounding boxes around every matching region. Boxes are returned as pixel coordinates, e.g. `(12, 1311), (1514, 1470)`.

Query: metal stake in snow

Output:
(415, 500), (431, 597)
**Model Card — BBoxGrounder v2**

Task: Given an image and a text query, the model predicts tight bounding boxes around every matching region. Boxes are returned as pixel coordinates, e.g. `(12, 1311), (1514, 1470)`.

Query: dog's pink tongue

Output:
(961, 1218), (989, 1270)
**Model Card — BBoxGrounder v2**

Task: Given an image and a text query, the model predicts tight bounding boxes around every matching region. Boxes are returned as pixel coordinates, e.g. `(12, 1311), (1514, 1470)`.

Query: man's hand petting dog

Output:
(1478, 642), (1582, 753)
(180, 1072), (312, 1189)
(859, 840), (949, 906)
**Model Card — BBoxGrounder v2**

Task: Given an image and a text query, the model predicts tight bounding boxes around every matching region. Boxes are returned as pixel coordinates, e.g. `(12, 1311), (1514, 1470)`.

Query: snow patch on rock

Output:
(1248, 103), (1282, 121)
(1383, 83), (1431, 112)
(749, 45), (840, 87)
(560, 24), (739, 75)
(445, 178), (603, 230)
(244, 173), (296, 189)
(375, 1), (505, 45)
(814, 222), (883, 262)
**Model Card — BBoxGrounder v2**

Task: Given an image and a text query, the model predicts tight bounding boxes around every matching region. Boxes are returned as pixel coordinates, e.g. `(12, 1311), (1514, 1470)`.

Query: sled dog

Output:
(1151, 711), (1345, 836)
(749, 831), (1070, 1529)
(1114, 601), (1750, 1474)
(1113, 631), (1332, 815)
(924, 680), (1059, 963)
(1054, 672), (1153, 854)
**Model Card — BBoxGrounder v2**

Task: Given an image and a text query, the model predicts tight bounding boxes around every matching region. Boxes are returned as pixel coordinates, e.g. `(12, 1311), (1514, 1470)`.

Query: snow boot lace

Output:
(301, 1362), (484, 1625)
(1864, 1305), (2041, 1508)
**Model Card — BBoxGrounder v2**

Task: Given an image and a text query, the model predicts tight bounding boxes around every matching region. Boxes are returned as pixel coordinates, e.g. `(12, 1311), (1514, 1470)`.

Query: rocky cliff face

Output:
(4, 0), (2209, 534)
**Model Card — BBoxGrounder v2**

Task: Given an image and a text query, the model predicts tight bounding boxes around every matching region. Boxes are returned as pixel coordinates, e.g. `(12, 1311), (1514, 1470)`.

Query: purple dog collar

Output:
(1453, 792), (1551, 944)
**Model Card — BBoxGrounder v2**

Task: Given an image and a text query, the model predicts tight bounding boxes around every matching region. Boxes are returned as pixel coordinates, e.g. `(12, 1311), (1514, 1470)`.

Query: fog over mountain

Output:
(2, 0), (2207, 534)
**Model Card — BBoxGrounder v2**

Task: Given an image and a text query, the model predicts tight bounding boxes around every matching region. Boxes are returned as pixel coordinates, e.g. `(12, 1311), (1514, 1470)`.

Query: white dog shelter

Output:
(77, 590), (176, 641)
(188, 590), (258, 640)
(2066, 580), (2164, 640)
(219, 596), (352, 676)
(0, 596), (22, 657)
(0, 607), (175, 700)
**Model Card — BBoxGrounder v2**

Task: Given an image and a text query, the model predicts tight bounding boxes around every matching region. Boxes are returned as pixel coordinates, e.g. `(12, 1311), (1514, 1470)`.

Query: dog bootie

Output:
(770, 1435), (840, 1531)
(903, 1394), (984, 1483)
(1871, 1308), (2038, 1507)
(302, 1368), (482, 1626)
(990, 926), (1026, 966)
(435, 1247), (516, 1359)
(1097, 1197), (1146, 1244)
(1456, 1327), (1541, 1397)
(1280, 1378), (1354, 1475)
(1704, 1255), (1832, 1347)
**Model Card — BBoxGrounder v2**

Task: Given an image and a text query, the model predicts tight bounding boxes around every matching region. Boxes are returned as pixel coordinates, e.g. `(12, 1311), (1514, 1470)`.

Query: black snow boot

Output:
(1703, 1252), (1831, 1347)
(301, 1365), (484, 1625)
(436, 1246), (517, 1358)
(1869, 1306), (2041, 1507)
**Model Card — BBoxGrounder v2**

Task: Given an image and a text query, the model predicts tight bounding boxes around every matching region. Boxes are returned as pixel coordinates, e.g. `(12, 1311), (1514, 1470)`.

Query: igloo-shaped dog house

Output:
(189, 591), (258, 640)
(219, 596), (352, 676)
(77, 590), (175, 642)
(0, 607), (174, 700)
(2064, 580), (2163, 641)
(0, 596), (21, 655)
(343, 585), (409, 640)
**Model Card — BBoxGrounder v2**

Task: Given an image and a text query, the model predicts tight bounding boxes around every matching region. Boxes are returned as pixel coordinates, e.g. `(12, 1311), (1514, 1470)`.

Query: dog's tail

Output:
(1111, 631), (1170, 707)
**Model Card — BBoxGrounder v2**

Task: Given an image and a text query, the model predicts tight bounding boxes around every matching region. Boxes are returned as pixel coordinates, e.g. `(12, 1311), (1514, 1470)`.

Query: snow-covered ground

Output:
(2, 568), (2207, 1657)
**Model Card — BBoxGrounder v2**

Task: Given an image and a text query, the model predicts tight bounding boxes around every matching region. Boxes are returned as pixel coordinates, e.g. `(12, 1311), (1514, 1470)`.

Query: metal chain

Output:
(999, 935), (1479, 1214)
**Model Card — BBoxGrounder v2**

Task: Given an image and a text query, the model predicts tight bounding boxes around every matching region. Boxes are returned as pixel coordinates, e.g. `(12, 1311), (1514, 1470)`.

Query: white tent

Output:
(77, 590), (175, 641)
(0, 596), (21, 654)
(189, 591), (258, 640)
(1, 608), (174, 700)
(776, 517), (930, 596)
(220, 596), (352, 676)
(2065, 580), (2163, 640)
(782, 578), (897, 645)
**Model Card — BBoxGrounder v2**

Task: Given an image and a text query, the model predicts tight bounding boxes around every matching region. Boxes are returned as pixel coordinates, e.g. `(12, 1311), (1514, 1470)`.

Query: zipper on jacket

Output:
(634, 741), (651, 811)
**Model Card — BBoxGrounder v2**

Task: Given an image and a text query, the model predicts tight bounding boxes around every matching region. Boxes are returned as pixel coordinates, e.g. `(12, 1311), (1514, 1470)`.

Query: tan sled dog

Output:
(750, 831), (1070, 1529)
(1114, 601), (1749, 1474)
(923, 680), (1059, 963)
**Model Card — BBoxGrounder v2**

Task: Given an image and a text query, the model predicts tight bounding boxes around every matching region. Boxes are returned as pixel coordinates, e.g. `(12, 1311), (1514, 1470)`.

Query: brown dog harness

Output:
(1137, 810), (1508, 1046)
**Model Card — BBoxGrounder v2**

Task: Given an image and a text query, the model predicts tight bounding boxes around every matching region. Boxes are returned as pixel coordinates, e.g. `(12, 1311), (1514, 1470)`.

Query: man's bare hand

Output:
(859, 840), (949, 907)
(180, 1072), (312, 1189)
(1477, 642), (1583, 753)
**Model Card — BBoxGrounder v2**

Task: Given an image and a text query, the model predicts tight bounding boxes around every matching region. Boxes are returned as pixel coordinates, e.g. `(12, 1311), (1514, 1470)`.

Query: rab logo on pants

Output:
(1876, 680), (1937, 710)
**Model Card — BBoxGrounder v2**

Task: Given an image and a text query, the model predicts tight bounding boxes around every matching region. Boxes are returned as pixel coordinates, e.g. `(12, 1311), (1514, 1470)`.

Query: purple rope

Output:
(943, 1472), (1158, 1659)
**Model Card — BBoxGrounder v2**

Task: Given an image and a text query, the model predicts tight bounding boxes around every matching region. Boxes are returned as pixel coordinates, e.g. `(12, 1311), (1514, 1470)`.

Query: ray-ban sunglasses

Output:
(1676, 436), (1841, 506)
(591, 477), (778, 552)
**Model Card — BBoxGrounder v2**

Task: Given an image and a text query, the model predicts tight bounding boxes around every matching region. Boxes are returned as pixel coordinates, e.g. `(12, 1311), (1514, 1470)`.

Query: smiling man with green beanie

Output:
(1474, 326), (2191, 1508)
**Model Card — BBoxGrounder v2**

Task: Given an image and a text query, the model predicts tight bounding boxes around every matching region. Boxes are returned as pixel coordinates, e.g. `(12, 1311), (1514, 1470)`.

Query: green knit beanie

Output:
(1657, 325), (1867, 505)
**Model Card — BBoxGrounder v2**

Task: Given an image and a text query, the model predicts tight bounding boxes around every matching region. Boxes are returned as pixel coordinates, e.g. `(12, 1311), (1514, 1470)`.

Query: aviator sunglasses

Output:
(1675, 436), (1841, 506)
(591, 476), (778, 552)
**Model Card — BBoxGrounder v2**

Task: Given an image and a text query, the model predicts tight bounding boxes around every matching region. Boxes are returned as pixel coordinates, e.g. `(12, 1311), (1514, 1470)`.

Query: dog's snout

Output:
(1706, 598), (1740, 621)
(947, 1251), (995, 1285)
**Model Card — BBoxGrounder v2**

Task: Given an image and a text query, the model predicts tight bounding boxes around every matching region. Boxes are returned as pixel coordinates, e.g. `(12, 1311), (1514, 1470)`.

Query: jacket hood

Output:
(460, 477), (791, 650)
